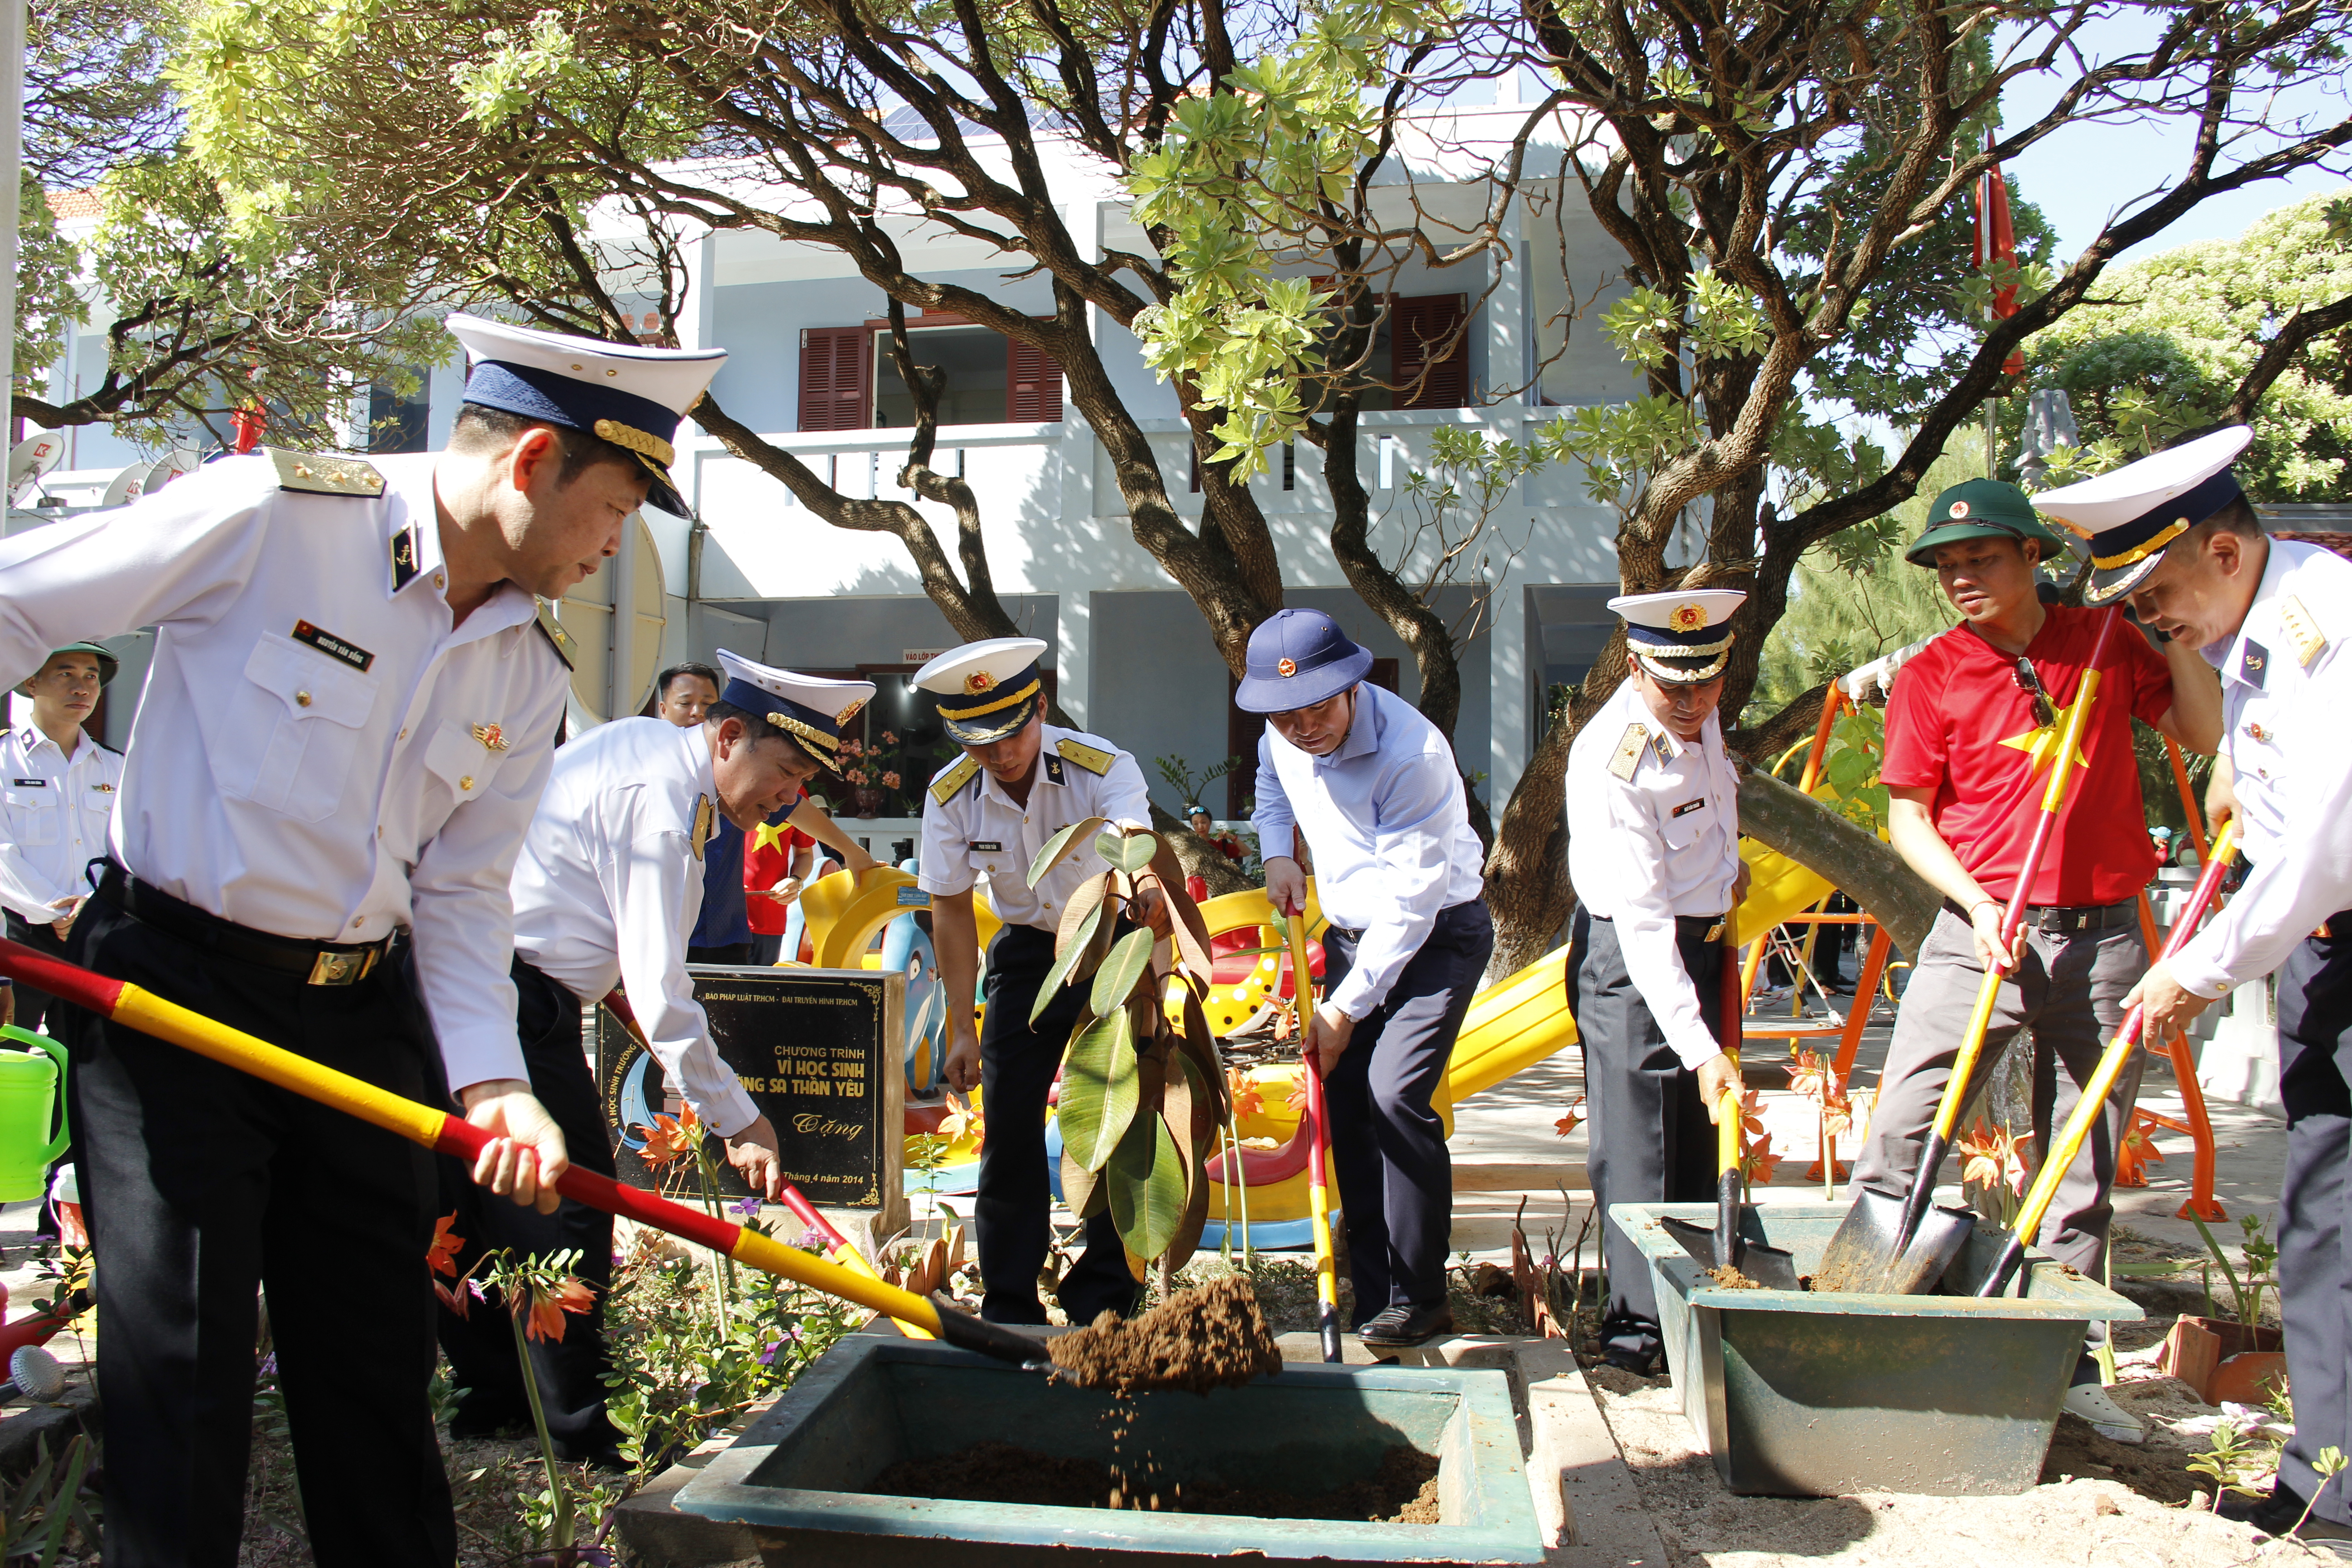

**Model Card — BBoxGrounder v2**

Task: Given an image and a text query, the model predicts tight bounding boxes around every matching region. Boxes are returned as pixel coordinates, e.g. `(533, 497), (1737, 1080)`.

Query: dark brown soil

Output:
(872, 1439), (1442, 1522)
(1048, 1275), (1284, 1394)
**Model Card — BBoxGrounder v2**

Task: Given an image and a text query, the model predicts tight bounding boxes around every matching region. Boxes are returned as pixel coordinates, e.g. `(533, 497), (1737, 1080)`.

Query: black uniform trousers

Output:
(1571, 908), (1727, 1355)
(2271, 913), (2352, 1524)
(66, 882), (454, 1568)
(976, 921), (1140, 1326)
(5, 911), (74, 1037)
(434, 956), (623, 1458)
(1323, 900), (1494, 1320)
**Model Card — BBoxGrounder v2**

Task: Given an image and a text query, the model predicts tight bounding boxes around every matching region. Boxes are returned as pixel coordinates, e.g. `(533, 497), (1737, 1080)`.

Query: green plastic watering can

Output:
(0, 1024), (68, 1202)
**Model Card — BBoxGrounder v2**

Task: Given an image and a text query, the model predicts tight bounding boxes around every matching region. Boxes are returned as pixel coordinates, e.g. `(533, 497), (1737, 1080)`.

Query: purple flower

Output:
(258, 1352), (278, 1377)
(758, 1338), (784, 1365)
(795, 1229), (829, 1253)
(731, 1196), (763, 1219)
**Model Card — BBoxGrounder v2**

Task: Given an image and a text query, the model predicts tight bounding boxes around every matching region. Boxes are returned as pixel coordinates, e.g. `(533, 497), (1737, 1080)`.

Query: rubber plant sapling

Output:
(1025, 816), (1228, 1275)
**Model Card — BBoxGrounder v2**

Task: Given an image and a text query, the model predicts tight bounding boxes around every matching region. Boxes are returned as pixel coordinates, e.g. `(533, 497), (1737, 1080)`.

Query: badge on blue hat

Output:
(2034, 425), (2253, 605)
(1611, 589), (1746, 684)
(1235, 608), (1375, 714)
(914, 638), (1049, 745)
(712, 649), (876, 766)
(446, 314), (727, 520)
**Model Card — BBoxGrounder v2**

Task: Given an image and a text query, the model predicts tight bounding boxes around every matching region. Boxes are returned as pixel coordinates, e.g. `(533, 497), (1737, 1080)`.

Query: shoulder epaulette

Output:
(534, 599), (578, 669)
(268, 447), (385, 498)
(930, 754), (981, 805)
(1607, 723), (1649, 783)
(1056, 737), (1116, 777)
(2280, 594), (2330, 669)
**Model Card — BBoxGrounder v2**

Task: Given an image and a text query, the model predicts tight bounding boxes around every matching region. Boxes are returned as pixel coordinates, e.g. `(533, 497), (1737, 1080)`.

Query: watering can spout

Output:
(0, 1025), (69, 1203)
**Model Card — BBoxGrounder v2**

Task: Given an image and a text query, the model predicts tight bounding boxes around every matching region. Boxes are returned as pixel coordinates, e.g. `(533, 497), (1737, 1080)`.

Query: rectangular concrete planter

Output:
(1613, 1201), (2143, 1498)
(671, 1336), (1544, 1567)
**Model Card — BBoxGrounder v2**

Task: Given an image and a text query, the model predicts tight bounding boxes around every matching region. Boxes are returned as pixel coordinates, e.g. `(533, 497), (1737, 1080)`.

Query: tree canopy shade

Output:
(10, 0), (443, 447)
(2019, 189), (2352, 500)
(167, 0), (2352, 970)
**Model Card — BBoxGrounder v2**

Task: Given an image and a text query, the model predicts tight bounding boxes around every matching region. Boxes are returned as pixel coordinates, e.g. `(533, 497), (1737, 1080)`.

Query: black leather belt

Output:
(1590, 912), (1730, 941)
(96, 862), (393, 985)
(1941, 896), (2135, 934)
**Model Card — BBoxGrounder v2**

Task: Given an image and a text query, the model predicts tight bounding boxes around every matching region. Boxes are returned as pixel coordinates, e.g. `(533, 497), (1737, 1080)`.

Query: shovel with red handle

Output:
(0, 938), (1043, 1368)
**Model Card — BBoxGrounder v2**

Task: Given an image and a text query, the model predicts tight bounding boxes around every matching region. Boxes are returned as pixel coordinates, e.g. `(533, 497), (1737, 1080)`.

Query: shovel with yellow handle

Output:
(1975, 819), (2240, 1298)
(1285, 910), (1343, 1363)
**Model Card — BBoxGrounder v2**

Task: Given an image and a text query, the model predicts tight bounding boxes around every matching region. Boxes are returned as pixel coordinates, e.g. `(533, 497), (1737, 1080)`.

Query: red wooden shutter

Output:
(799, 326), (871, 431)
(1006, 337), (1064, 422)
(1392, 294), (1470, 410)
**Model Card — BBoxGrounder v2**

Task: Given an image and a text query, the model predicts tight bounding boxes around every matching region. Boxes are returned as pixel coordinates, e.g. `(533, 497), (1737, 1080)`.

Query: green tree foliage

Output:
(2021, 190), (2352, 500)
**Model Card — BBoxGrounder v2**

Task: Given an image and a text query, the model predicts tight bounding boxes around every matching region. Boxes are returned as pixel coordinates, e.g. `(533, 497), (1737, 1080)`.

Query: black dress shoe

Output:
(1357, 1303), (1452, 1348)
(2218, 1482), (2352, 1554)
(447, 1406), (529, 1441)
(554, 1439), (631, 1473)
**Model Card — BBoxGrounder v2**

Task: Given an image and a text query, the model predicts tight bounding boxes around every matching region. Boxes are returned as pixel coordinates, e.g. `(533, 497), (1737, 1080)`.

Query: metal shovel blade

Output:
(1660, 1215), (1801, 1291)
(1812, 1186), (1978, 1295)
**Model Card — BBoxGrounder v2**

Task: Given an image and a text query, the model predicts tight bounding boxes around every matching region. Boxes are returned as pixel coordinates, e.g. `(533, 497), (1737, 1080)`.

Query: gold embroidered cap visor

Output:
(710, 648), (877, 767)
(1633, 644), (1733, 685)
(443, 312), (727, 520)
(933, 676), (1043, 745)
(2033, 425), (2254, 606)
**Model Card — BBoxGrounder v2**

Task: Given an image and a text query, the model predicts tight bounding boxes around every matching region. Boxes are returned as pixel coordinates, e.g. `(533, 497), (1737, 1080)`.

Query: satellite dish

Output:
(98, 460), (151, 509)
(5, 432), (64, 505)
(147, 448), (201, 492)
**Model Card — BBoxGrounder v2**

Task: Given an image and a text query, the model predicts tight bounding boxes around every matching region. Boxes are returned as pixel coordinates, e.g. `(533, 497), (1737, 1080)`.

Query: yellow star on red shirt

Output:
(751, 820), (794, 854)
(1997, 694), (2092, 777)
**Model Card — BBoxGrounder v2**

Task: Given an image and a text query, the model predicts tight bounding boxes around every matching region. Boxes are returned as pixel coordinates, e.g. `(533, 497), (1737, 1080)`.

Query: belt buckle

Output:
(308, 946), (374, 986)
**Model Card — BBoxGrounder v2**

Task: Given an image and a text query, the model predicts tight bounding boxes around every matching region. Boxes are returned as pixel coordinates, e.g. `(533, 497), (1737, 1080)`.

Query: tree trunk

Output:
(1734, 770), (1940, 960)
(1480, 704), (1577, 980)
(1148, 803), (1256, 899)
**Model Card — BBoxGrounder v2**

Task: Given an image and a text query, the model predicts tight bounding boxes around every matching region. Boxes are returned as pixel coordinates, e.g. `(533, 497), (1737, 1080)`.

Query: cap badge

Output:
(1669, 604), (1707, 632)
(965, 671), (995, 694)
(472, 723), (509, 752)
(1948, 500), (1970, 519)
(1277, 657), (1298, 677)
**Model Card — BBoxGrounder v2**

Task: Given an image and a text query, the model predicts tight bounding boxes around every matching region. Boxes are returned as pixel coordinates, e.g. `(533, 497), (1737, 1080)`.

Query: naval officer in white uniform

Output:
(1566, 589), (1749, 1372)
(0, 312), (725, 1567)
(916, 637), (1182, 1325)
(2054, 428), (2352, 1548)
(0, 640), (124, 1037)
(435, 652), (875, 1463)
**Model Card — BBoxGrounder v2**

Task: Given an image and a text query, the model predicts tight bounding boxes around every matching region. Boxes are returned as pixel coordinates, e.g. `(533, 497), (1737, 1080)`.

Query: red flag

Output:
(1974, 134), (2024, 376)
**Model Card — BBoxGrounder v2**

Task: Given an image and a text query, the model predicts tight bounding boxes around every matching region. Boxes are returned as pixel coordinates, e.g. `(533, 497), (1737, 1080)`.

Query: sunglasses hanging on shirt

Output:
(2011, 657), (2055, 731)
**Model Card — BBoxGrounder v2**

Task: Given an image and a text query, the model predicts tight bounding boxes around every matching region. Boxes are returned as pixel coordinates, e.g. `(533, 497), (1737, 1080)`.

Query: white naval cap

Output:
(913, 637), (1049, 745)
(1609, 589), (1747, 684)
(712, 648), (877, 765)
(2035, 425), (2254, 605)
(445, 313), (728, 519)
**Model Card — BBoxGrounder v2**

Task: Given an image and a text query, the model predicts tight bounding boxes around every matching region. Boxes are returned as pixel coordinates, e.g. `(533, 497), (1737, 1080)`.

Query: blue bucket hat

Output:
(1235, 609), (1375, 714)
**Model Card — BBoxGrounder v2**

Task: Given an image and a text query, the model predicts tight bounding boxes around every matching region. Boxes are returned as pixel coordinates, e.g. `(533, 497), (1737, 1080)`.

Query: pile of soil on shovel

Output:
(872, 1439), (1441, 1522)
(1046, 1275), (1283, 1394)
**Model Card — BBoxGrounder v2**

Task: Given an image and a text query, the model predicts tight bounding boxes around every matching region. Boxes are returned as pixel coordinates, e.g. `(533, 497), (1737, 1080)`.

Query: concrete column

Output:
(1056, 591), (1092, 730)
(1485, 208), (1528, 408)
(1490, 582), (1530, 807)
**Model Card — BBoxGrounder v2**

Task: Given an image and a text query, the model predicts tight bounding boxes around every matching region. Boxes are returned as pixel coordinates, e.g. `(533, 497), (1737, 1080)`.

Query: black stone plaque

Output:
(598, 966), (905, 1222)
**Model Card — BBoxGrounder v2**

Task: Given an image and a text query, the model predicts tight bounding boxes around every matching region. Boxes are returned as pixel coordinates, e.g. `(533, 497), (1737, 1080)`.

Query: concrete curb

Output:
(0, 1375), (98, 1477)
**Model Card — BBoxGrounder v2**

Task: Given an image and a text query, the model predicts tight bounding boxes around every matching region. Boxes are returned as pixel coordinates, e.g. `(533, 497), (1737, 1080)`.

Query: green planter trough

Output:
(1613, 1200), (2144, 1497)
(672, 1334), (1544, 1567)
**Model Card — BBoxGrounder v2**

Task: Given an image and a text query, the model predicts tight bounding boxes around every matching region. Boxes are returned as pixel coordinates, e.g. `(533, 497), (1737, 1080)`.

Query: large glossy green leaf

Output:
(1028, 815), (1110, 888)
(1061, 1148), (1108, 1220)
(1108, 1102), (1186, 1263)
(1056, 1007), (1138, 1172)
(1055, 871), (1114, 957)
(1031, 902), (1105, 1024)
(1162, 1053), (1215, 1272)
(1094, 828), (1157, 875)
(1089, 928), (1156, 1017)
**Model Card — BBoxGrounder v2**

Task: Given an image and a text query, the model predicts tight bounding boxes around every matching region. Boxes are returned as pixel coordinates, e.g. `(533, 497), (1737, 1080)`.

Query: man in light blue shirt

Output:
(1245, 609), (1490, 1348)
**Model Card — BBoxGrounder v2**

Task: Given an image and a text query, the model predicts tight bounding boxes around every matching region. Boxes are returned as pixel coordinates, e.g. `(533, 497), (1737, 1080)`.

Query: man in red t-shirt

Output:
(745, 790), (819, 964)
(1854, 479), (2220, 1440)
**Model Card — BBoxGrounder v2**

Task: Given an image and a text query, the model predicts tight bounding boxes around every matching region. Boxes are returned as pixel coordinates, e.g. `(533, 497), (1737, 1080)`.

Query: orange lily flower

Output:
(1553, 1094), (1586, 1139)
(1226, 1068), (1264, 1120)
(939, 1093), (986, 1152)
(426, 1212), (464, 1278)
(433, 1278), (470, 1320)
(637, 1106), (703, 1166)
(521, 1275), (598, 1343)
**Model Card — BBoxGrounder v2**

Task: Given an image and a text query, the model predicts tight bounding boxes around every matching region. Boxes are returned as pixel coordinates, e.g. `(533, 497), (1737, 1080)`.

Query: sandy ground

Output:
(1583, 1316), (2313, 1568)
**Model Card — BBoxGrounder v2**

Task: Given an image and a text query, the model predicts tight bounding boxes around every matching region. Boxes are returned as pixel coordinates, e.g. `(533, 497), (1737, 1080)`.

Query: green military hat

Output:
(20, 640), (118, 690)
(1903, 478), (2073, 567)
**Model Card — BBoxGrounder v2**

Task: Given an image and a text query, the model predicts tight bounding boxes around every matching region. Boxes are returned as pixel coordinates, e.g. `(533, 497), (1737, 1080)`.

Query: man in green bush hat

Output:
(1851, 476), (2220, 1443)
